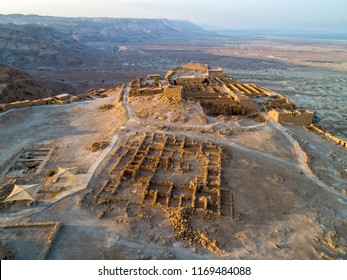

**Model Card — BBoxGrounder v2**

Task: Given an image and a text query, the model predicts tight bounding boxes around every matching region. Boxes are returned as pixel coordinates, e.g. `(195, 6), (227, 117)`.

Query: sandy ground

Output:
(0, 92), (123, 172)
(1, 85), (346, 260)
(0, 88), (126, 217)
(131, 39), (347, 72)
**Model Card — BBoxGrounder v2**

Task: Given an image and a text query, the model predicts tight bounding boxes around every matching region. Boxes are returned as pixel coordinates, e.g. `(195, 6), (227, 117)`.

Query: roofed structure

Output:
(3, 184), (42, 205)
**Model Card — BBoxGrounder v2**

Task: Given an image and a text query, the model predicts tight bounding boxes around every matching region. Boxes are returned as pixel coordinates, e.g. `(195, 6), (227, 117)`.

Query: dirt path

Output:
(270, 121), (347, 201)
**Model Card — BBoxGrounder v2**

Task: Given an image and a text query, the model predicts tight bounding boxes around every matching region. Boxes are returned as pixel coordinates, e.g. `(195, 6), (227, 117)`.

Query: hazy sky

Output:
(1, 0), (347, 30)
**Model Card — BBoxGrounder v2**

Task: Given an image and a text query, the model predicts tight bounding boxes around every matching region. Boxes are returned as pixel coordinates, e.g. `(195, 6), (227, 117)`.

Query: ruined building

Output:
(129, 63), (313, 125)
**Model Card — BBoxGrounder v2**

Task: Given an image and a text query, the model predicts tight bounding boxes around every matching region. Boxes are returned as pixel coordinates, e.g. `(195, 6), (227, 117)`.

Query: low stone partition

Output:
(269, 109), (313, 126)
(310, 124), (347, 149)
(0, 86), (121, 113)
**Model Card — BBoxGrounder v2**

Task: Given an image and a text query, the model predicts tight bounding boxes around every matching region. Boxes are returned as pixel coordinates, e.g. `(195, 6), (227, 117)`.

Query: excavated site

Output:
(0, 63), (347, 260)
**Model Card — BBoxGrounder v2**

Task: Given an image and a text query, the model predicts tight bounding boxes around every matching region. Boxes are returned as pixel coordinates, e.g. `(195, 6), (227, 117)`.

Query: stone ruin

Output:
(1, 221), (62, 260)
(2, 147), (54, 178)
(128, 63), (313, 124)
(84, 131), (233, 217)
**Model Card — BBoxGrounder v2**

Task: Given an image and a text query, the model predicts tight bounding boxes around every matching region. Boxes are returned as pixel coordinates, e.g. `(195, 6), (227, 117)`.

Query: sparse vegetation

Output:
(86, 141), (109, 152)
(47, 169), (56, 177)
(97, 104), (114, 112)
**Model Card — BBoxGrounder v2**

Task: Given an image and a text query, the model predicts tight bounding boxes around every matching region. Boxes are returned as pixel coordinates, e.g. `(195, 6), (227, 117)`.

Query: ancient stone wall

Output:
(90, 132), (231, 217)
(139, 88), (164, 95)
(201, 100), (243, 115)
(223, 84), (258, 114)
(208, 68), (224, 77)
(2, 221), (62, 260)
(310, 124), (347, 148)
(239, 98), (259, 113)
(165, 69), (175, 79)
(147, 74), (161, 80)
(174, 77), (204, 85)
(223, 85), (241, 102)
(163, 86), (183, 101)
(242, 83), (261, 94)
(181, 63), (208, 72)
(269, 109), (313, 126)
(30, 98), (55, 106)
(0, 86), (120, 112)
(2, 100), (32, 110)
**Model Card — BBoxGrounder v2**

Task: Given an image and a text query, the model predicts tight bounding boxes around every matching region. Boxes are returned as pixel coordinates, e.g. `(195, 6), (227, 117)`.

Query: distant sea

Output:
(216, 30), (347, 41)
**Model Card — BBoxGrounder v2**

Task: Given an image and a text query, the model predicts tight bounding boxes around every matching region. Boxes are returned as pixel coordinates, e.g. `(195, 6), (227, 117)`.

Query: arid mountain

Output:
(0, 14), (208, 47)
(0, 64), (73, 103)
(0, 15), (211, 71)
(0, 23), (109, 69)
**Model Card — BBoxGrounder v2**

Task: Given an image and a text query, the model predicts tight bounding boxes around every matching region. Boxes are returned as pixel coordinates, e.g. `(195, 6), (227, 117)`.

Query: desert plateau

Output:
(0, 13), (346, 261)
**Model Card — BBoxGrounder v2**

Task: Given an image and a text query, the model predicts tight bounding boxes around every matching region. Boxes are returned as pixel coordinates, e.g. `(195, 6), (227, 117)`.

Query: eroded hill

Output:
(0, 64), (54, 103)
(0, 14), (206, 46)
(0, 24), (109, 69)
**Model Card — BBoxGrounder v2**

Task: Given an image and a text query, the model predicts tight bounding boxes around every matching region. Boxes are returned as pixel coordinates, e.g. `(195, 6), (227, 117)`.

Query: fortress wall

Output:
(53, 99), (70, 105)
(228, 92), (241, 102)
(77, 88), (97, 98)
(294, 110), (314, 126)
(278, 113), (295, 124)
(309, 124), (325, 134)
(181, 63), (208, 72)
(267, 101), (294, 110)
(222, 84), (241, 102)
(243, 84), (261, 94)
(201, 100), (243, 115)
(3, 100), (32, 110)
(243, 83), (261, 94)
(0, 89), (97, 112)
(269, 109), (313, 126)
(147, 74), (161, 80)
(239, 98), (259, 113)
(165, 69), (175, 79)
(185, 96), (232, 101)
(234, 84), (252, 94)
(174, 77), (204, 85)
(223, 84), (258, 113)
(268, 110), (280, 121)
(163, 86), (183, 101)
(30, 98), (55, 106)
(139, 88), (164, 95)
(268, 97), (289, 104)
(208, 68), (224, 77)
(325, 132), (347, 148)
(309, 124), (347, 149)
(228, 84), (241, 92)
(253, 85), (271, 93)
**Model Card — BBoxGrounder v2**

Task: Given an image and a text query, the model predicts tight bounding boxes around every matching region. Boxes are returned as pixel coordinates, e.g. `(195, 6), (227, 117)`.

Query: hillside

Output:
(0, 64), (72, 103)
(0, 23), (109, 69)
